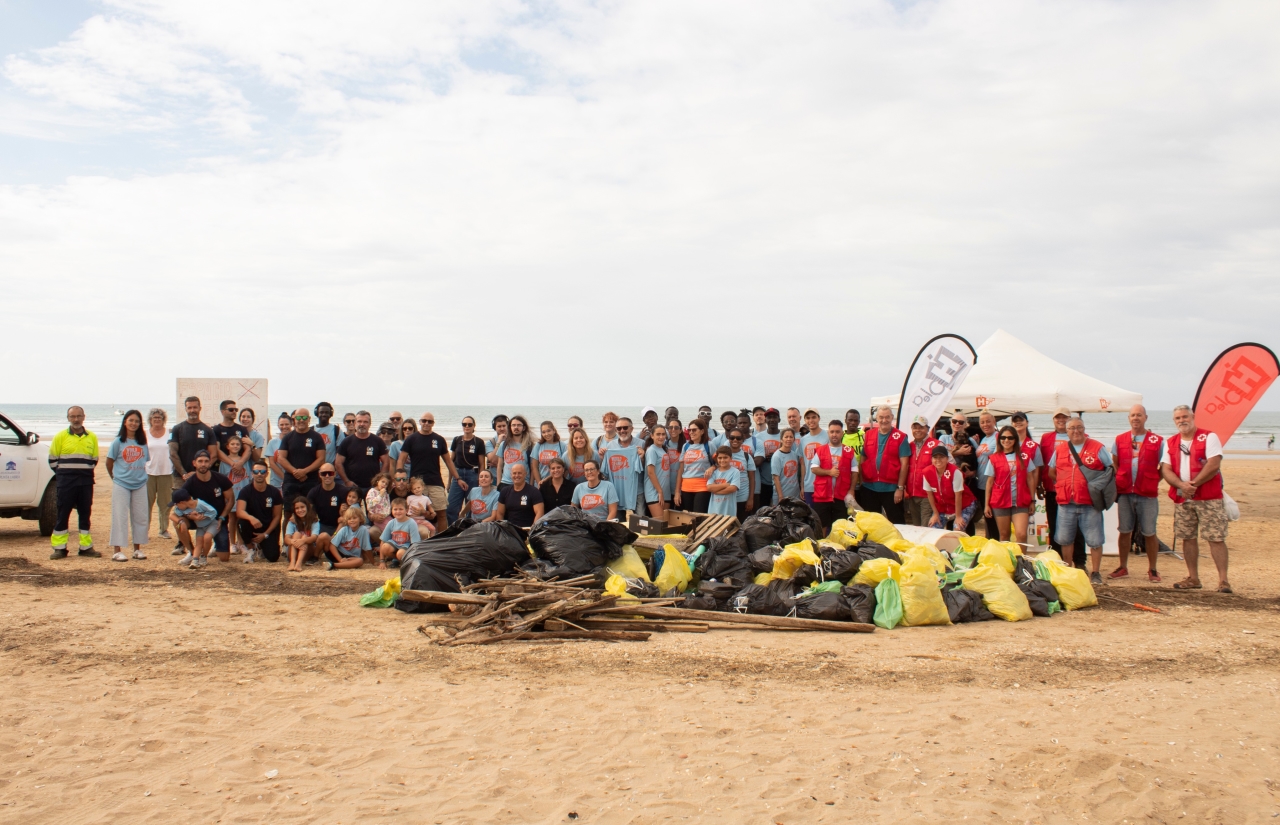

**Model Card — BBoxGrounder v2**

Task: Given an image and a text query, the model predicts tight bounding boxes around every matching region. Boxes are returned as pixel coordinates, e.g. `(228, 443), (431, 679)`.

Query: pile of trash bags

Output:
(396, 519), (532, 613)
(527, 506), (636, 578)
(613, 505), (1099, 631)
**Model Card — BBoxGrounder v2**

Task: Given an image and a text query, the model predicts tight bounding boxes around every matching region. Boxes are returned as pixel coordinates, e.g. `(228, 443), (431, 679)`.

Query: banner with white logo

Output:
(895, 334), (978, 429)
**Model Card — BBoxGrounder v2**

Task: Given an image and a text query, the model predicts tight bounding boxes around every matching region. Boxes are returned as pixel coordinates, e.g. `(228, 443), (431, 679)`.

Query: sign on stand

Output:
(176, 378), (270, 440)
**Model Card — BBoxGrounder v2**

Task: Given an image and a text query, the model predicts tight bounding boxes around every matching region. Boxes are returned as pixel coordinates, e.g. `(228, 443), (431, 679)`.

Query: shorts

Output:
(1173, 498), (1228, 543)
(335, 544), (363, 559)
(320, 524), (338, 536)
(191, 518), (221, 538)
(425, 485), (448, 513)
(1055, 503), (1104, 549)
(1116, 494), (1159, 537)
(992, 506), (1030, 517)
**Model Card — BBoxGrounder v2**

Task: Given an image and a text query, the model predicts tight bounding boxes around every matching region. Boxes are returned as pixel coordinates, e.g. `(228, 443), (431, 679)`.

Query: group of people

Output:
(46, 398), (1231, 592)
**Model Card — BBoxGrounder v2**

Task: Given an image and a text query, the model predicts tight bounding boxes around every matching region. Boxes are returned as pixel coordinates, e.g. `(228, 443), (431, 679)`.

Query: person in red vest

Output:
(809, 420), (857, 533)
(983, 425), (1039, 546)
(1112, 404), (1164, 582)
(1037, 408), (1072, 553)
(858, 406), (910, 524)
(1046, 417), (1113, 584)
(904, 416), (942, 527)
(923, 446), (976, 532)
(1160, 405), (1229, 593)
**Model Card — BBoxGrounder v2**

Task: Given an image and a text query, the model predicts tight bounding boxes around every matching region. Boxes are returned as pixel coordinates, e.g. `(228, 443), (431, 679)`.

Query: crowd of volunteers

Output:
(45, 397), (1231, 592)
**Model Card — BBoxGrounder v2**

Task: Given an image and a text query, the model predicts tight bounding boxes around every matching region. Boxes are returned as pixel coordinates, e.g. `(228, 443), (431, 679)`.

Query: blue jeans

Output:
(447, 467), (479, 524)
(1055, 503), (1104, 549)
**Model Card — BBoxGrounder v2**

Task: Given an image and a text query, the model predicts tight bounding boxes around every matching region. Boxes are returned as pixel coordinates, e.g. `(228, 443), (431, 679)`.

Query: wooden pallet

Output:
(633, 513), (739, 552)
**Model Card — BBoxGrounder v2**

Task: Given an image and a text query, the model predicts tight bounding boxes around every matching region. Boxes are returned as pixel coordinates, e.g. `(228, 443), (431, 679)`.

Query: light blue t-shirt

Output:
(331, 524), (371, 556)
(107, 438), (150, 490)
(530, 441), (567, 484)
(380, 517), (421, 549)
(680, 442), (713, 480)
(771, 450), (803, 502)
(264, 437), (283, 487)
(729, 448), (752, 503)
(388, 440), (409, 476)
(666, 446), (681, 495)
(708, 468), (739, 515)
(799, 433), (828, 494)
(644, 444), (673, 503)
(572, 479), (619, 518)
(604, 444), (643, 511)
(245, 430), (266, 452)
(315, 423), (341, 464)
(466, 487), (501, 520)
(496, 440), (529, 485)
(975, 433), (999, 490)
(286, 519), (321, 537)
(174, 499), (218, 524)
(221, 455), (252, 495)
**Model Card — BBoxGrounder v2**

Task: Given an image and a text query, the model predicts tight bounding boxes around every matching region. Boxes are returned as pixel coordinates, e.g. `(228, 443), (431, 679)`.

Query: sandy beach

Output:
(1, 458), (1278, 824)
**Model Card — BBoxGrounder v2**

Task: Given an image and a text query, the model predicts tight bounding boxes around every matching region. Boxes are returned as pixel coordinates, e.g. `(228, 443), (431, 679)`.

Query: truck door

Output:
(0, 414), (38, 504)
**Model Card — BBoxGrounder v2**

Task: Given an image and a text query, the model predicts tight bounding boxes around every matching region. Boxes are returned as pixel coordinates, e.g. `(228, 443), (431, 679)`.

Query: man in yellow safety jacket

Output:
(48, 406), (100, 559)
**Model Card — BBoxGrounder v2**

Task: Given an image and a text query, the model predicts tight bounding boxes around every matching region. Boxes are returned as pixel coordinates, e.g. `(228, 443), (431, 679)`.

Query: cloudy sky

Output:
(2, 0), (1278, 409)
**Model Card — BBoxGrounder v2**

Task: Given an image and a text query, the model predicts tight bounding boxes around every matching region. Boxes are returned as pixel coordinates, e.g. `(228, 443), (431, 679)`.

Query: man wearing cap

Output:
(798, 408), (827, 505)
(1112, 404), (1163, 582)
(1038, 408), (1073, 552)
(904, 416), (943, 527)
(638, 407), (661, 441)
(1160, 405), (1229, 593)
(1047, 417), (1112, 583)
(179, 449), (234, 562)
(47, 406), (100, 559)
(858, 406), (910, 523)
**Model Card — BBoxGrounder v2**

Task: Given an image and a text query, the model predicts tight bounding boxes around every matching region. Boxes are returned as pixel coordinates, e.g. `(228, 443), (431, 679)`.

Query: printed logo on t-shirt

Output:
(732, 459), (745, 471)
(683, 448), (705, 465)
(519, 496), (528, 506)
(538, 449), (558, 466)
(783, 461), (798, 478)
(213, 487), (222, 497)
(660, 454), (672, 471)
(366, 447), (375, 456)
(572, 461), (585, 477)
(321, 433), (331, 445)
(763, 438), (780, 456)
(330, 496), (339, 507)
(804, 443), (820, 460)
(504, 448), (523, 465)
(230, 466), (246, 483)
(197, 431), (206, 439)
(305, 438), (315, 448)
(122, 445), (144, 463)
(609, 455), (630, 473)
(265, 497), (273, 507)
(581, 493), (604, 510)
(392, 530), (409, 545)
(341, 537), (359, 552)
(470, 499), (487, 514)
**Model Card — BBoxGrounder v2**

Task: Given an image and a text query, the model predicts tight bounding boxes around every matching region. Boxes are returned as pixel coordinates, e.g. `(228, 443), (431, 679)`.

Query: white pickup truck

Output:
(0, 411), (58, 536)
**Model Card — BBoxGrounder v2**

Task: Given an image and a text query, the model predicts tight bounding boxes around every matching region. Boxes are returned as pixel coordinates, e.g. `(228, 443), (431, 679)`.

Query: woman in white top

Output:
(145, 407), (175, 540)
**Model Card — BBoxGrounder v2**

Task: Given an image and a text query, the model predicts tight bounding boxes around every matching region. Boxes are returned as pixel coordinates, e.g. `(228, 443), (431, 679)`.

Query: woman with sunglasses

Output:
(665, 419), (684, 500)
(725, 429), (755, 520)
(572, 460), (619, 520)
(447, 416), (487, 525)
(983, 425), (1038, 545)
(388, 418), (416, 478)
(674, 420), (713, 513)
(566, 415), (584, 434)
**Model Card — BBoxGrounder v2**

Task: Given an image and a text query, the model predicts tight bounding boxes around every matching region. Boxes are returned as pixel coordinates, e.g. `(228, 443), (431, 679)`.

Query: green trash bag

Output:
(1034, 559), (1053, 581)
(873, 578), (903, 629)
(360, 577), (402, 608)
(806, 580), (845, 594)
(1047, 600), (1062, 616)
(951, 550), (979, 571)
(943, 568), (969, 586)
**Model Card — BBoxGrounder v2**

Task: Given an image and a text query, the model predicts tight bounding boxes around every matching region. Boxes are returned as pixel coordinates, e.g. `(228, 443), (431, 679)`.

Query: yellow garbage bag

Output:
(962, 564), (1032, 621)
(855, 511), (903, 546)
(900, 543), (951, 576)
(770, 539), (820, 580)
(604, 574), (641, 604)
(885, 538), (917, 554)
(606, 545), (651, 582)
(1033, 550), (1098, 610)
(825, 519), (862, 547)
(754, 571), (773, 586)
(900, 555), (951, 627)
(852, 557), (901, 587)
(977, 540), (1017, 573)
(654, 543), (692, 595)
(955, 535), (990, 554)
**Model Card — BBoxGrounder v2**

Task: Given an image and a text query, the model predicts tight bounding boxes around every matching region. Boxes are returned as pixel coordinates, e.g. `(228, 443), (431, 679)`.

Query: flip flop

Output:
(1173, 578), (1202, 590)
(1218, 583), (1233, 594)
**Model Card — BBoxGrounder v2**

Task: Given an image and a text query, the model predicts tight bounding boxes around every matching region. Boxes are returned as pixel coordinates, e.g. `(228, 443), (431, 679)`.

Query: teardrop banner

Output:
(1191, 343), (1279, 444)
(896, 334), (978, 429)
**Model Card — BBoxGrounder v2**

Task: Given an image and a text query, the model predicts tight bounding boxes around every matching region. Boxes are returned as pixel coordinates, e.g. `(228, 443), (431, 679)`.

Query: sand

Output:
(1, 458), (1279, 824)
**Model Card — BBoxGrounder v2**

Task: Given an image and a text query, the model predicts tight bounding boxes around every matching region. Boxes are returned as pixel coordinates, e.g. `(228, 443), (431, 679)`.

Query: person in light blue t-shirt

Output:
(705, 447), (740, 516)
(644, 427), (673, 516)
(531, 422), (568, 486)
(265, 413), (291, 488)
(466, 469), (502, 521)
(726, 430), (754, 517)
(770, 429), (803, 503)
(798, 409), (829, 499)
(572, 462), (619, 520)
(107, 410), (151, 560)
(325, 506), (370, 569)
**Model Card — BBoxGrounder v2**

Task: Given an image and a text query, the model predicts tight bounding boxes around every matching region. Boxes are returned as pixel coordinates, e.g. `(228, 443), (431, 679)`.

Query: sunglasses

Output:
(420, 419), (434, 424)
(1000, 436), (1017, 441)
(227, 407), (238, 413)
(343, 419), (355, 425)
(617, 426), (631, 432)
(251, 469), (268, 475)
(729, 437), (743, 442)
(294, 415), (309, 421)
(319, 471), (336, 477)
(462, 422), (474, 428)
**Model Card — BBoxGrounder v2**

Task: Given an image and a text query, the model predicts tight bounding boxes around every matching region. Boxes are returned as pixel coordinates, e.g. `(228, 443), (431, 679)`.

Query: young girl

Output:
(771, 428), (803, 504)
(531, 421), (567, 485)
(565, 428), (593, 483)
(593, 412), (619, 460)
(221, 434), (252, 555)
(665, 419), (684, 504)
(339, 486), (364, 522)
(284, 497), (327, 573)
(365, 473), (392, 535)
(644, 425), (672, 517)
(984, 424), (1038, 546)
(675, 420), (712, 514)
(571, 460), (619, 520)
(378, 498), (422, 569)
(497, 416), (534, 486)
(466, 469), (501, 522)
(407, 477), (438, 538)
(705, 446), (740, 516)
(326, 505), (369, 569)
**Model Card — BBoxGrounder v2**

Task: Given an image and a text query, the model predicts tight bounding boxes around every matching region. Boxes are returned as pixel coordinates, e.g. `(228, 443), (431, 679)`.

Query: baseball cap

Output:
(194, 449), (210, 460)
(803, 407), (820, 419)
(1053, 406), (1071, 418)
(765, 407), (780, 416)
(1011, 411), (1028, 422)
(911, 416), (929, 427)
(640, 406), (657, 418)
(752, 406), (766, 413)
(171, 488), (193, 503)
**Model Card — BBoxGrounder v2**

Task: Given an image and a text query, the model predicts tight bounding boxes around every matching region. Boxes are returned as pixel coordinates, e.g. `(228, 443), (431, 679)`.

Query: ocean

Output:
(5, 404), (1280, 451)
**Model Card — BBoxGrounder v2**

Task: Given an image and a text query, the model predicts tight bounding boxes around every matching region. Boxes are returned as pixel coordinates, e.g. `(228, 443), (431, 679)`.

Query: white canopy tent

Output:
(871, 329), (1143, 417)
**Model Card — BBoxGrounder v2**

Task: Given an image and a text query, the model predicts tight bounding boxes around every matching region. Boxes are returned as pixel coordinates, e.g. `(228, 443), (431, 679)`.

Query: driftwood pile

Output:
(402, 568), (875, 646)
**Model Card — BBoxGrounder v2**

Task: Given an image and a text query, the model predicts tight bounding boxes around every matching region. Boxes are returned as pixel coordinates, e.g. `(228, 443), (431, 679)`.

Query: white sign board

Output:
(176, 378), (270, 439)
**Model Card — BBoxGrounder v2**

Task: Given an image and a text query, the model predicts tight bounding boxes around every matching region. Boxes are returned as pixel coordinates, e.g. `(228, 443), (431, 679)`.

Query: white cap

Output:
(640, 406), (657, 418)
(911, 416), (929, 427)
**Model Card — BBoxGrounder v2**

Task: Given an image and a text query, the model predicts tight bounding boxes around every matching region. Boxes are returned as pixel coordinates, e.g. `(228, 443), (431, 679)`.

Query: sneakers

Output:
(171, 544), (186, 556)
(158, 531), (173, 540)
(230, 544), (243, 555)
(1148, 570), (1162, 583)
(243, 547), (257, 564)
(1090, 571), (1104, 586)
(50, 548), (68, 560)
(190, 557), (206, 570)
(1107, 567), (1129, 580)
(133, 550), (147, 560)
(179, 552), (193, 567)
(112, 552), (128, 562)
(78, 548), (102, 558)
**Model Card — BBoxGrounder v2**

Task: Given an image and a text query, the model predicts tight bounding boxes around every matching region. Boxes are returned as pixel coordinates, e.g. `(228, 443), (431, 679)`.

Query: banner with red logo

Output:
(895, 334), (978, 429)
(1192, 343), (1279, 444)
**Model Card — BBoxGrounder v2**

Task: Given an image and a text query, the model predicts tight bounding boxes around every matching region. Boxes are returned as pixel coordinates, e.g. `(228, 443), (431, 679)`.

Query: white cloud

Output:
(1, 0), (1278, 410)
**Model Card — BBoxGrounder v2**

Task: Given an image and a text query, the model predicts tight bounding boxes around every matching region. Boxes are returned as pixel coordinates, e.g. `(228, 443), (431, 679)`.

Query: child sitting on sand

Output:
(339, 486), (365, 523)
(377, 498), (421, 569)
(365, 473), (392, 535)
(326, 505), (369, 570)
(407, 477), (437, 538)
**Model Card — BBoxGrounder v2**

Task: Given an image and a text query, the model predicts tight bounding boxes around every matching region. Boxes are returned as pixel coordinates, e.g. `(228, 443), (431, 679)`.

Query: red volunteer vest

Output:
(1165, 428), (1223, 502)
(1113, 430), (1163, 498)
(860, 427), (907, 486)
(1053, 438), (1105, 506)
(834, 447), (857, 501)
(812, 445), (834, 502)
(988, 449), (1033, 509)
(1021, 438), (1040, 464)
(1039, 432), (1062, 479)
(813, 444), (856, 502)
(922, 464), (975, 515)
(906, 437), (942, 498)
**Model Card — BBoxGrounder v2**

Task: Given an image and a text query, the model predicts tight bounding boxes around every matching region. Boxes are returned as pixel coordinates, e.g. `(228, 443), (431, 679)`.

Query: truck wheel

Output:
(38, 482), (57, 537)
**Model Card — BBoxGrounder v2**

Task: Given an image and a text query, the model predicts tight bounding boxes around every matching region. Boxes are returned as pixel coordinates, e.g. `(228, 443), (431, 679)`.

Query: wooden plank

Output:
(545, 618), (710, 633)
(581, 605), (875, 633)
(446, 628), (651, 646)
(399, 590), (496, 606)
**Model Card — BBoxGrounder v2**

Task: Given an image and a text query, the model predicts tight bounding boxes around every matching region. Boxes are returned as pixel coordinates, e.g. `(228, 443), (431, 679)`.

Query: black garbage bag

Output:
(1013, 556), (1038, 585)
(844, 584), (876, 624)
(748, 545), (783, 575)
(438, 515), (479, 538)
(1026, 578), (1059, 604)
(698, 580), (738, 610)
(730, 583), (792, 616)
(703, 552), (752, 585)
(775, 497), (824, 537)
(792, 564), (820, 587)
(820, 548), (862, 583)
(741, 516), (784, 553)
(697, 534), (750, 581)
(520, 558), (559, 579)
(396, 521), (530, 613)
(791, 590), (851, 621)
(626, 578), (660, 599)
(677, 593), (719, 611)
(942, 587), (997, 623)
(527, 506), (635, 573)
(1018, 581), (1050, 617)
(856, 541), (900, 564)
